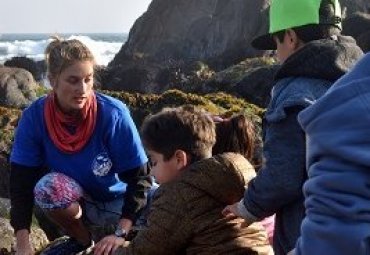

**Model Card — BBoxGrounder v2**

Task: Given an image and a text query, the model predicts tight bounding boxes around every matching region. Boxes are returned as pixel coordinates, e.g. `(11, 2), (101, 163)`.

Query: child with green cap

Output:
(223, 0), (363, 254)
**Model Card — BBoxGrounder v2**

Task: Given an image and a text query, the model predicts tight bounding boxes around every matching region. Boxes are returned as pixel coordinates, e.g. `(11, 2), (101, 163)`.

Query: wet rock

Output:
(0, 67), (39, 109)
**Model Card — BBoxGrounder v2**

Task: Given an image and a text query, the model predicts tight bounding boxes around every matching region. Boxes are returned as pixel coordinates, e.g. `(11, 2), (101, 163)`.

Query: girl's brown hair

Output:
(213, 114), (260, 169)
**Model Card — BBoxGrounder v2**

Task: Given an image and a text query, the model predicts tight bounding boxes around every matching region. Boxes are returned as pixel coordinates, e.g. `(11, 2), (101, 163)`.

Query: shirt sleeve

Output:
(10, 108), (44, 167)
(118, 163), (152, 222)
(107, 104), (148, 173)
(243, 106), (306, 219)
(10, 163), (45, 232)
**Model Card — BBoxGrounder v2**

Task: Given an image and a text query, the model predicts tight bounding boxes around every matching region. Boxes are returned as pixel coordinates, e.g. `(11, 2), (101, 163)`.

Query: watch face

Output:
(115, 228), (126, 237)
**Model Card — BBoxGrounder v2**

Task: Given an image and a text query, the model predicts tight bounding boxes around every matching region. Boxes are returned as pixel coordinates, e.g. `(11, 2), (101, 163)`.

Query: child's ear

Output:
(174, 150), (188, 170)
(286, 29), (303, 50)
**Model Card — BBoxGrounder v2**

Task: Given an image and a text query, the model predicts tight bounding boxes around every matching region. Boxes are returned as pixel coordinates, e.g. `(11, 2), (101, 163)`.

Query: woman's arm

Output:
(117, 163), (152, 223)
(94, 164), (152, 255)
(10, 163), (45, 254)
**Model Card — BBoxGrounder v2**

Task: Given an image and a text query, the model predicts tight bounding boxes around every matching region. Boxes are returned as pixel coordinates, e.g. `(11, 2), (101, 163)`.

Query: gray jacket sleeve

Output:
(243, 106), (306, 219)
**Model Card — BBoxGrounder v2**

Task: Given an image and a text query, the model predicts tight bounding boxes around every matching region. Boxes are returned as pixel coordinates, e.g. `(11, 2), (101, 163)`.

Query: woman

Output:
(10, 38), (151, 255)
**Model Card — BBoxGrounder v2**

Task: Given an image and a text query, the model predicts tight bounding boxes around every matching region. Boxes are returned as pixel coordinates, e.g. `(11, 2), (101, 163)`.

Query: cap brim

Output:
(251, 33), (277, 50)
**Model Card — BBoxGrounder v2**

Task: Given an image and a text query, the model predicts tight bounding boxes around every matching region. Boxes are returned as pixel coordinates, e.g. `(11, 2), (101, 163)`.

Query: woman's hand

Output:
(15, 230), (34, 255)
(93, 235), (125, 255)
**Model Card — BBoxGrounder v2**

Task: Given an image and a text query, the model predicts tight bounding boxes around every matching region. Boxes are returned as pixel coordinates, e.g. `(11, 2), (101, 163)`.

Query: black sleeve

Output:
(10, 162), (46, 232)
(118, 163), (152, 222)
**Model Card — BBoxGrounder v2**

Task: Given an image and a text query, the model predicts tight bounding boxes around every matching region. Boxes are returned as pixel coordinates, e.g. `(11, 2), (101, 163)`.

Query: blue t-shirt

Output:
(11, 93), (148, 201)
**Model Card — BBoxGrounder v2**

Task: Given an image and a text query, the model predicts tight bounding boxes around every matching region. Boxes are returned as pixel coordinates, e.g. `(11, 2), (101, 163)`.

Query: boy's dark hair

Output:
(274, 0), (341, 44)
(141, 105), (216, 163)
(213, 114), (260, 168)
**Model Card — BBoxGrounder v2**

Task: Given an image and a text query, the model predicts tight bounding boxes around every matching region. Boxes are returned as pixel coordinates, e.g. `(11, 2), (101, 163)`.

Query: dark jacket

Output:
(116, 153), (273, 255)
(242, 35), (363, 255)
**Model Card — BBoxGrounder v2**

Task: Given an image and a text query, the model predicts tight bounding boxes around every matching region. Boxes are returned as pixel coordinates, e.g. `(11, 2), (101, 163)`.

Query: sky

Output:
(0, 0), (152, 33)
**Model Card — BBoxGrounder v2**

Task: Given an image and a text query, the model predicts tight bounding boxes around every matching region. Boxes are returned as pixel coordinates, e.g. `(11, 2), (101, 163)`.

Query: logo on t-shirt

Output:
(92, 152), (112, 176)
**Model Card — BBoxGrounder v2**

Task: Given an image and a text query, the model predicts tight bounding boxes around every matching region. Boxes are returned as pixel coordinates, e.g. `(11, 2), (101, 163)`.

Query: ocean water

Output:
(0, 33), (127, 66)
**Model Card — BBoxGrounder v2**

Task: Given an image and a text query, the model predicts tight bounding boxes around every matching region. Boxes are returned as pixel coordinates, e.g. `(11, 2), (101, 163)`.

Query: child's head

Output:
(213, 114), (261, 169)
(141, 106), (216, 184)
(252, 0), (342, 62)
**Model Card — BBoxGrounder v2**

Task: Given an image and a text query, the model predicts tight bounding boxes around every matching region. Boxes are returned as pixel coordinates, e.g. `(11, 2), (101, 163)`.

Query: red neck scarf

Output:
(44, 92), (97, 153)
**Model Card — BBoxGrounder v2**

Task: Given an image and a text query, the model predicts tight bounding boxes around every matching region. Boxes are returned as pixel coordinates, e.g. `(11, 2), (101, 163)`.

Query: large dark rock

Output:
(357, 30), (370, 52)
(343, 12), (370, 38)
(111, 0), (269, 70)
(104, 0), (270, 92)
(0, 199), (50, 253)
(101, 61), (161, 93)
(343, 12), (370, 52)
(339, 0), (370, 16)
(0, 67), (39, 109)
(232, 65), (278, 108)
(204, 57), (277, 108)
(4, 57), (44, 82)
(104, 0), (369, 95)
(0, 217), (49, 254)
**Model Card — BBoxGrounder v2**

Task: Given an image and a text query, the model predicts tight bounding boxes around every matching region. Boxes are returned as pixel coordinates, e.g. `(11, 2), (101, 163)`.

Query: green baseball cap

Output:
(251, 0), (342, 50)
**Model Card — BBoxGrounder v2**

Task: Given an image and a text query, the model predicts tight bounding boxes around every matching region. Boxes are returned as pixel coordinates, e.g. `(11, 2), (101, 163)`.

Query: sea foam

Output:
(0, 34), (126, 66)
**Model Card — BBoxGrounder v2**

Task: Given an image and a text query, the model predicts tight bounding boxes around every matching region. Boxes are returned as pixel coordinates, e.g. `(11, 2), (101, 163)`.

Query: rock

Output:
(112, 0), (370, 67)
(0, 107), (20, 149)
(105, 0), (370, 94)
(343, 12), (370, 39)
(342, 12), (370, 52)
(357, 30), (370, 52)
(104, 0), (270, 92)
(0, 106), (21, 198)
(233, 65), (278, 108)
(4, 57), (44, 82)
(101, 61), (160, 93)
(104, 0), (370, 93)
(0, 198), (10, 218)
(0, 218), (49, 253)
(0, 67), (39, 109)
(339, 0), (370, 16)
(111, 0), (269, 70)
(205, 57), (277, 108)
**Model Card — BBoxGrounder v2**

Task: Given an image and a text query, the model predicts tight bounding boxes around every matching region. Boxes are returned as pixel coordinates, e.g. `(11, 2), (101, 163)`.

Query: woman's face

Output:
(50, 60), (94, 114)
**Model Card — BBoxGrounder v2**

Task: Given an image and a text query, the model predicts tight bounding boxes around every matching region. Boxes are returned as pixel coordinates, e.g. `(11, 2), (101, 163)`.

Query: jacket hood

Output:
(298, 53), (370, 167)
(179, 152), (256, 205)
(275, 35), (363, 82)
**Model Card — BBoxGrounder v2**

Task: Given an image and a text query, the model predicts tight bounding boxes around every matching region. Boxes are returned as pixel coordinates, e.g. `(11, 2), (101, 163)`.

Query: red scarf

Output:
(44, 92), (97, 153)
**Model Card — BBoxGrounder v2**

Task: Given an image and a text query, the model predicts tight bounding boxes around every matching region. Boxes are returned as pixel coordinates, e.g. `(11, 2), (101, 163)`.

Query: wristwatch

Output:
(114, 227), (127, 238)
